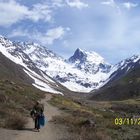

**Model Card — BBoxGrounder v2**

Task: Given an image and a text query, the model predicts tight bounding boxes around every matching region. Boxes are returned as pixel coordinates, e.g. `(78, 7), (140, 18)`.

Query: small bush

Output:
(0, 94), (7, 103)
(5, 112), (27, 130)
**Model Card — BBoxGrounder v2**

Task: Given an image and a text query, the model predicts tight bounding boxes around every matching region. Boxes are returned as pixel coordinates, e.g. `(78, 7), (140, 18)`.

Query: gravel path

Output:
(0, 94), (67, 140)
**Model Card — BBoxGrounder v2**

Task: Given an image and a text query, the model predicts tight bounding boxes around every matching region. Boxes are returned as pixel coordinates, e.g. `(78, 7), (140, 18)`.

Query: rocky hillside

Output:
(0, 36), (71, 95)
(90, 55), (140, 100)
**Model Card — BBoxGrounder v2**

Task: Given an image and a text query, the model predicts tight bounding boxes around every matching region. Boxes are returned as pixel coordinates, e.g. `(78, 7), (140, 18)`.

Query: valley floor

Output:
(1, 93), (140, 140)
(0, 94), (68, 140)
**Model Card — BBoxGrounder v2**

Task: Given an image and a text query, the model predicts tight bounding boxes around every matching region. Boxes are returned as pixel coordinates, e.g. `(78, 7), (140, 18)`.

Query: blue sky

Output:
(0, 0), (140, 64)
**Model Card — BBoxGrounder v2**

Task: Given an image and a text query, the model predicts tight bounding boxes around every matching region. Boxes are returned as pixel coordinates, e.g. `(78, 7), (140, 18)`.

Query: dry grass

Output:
(4, 112), (27, 130)
(0, 80), (46, 129)
(52, 115), (111, 140)
(50, 95), (112, 140)
(50, 95), (140, 140)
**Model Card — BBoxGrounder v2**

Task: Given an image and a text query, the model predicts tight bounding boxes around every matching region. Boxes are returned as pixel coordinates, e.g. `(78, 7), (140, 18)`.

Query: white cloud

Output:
(27, 3), (52, 22)
(0, 0), (52, 27)
(101, 0), (138, 11)
(0, 0), (28, 26)
(66, 0), (88, 9)
(51, 0), (65, 7)
(122, 2), (138, 10)
(10, 26), (70, 45)
(9, 28), (28, 37)
(44, 27), (66, 45)
(50, 0), (88, 9)
(101, 0), (121, 14)
(101, 0), (115, 6)
(0, 0), (89, 27)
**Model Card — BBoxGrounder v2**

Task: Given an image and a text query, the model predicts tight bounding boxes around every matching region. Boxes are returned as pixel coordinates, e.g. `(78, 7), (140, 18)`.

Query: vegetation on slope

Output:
(50, 95), (140, 140)
(90, 68), (140, 101)
(0, 53), (46, 129)
(0, 79), (45, 129)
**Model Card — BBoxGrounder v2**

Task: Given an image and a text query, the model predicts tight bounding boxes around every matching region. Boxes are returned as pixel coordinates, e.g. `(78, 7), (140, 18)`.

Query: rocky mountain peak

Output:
(68, 48), (86, 63)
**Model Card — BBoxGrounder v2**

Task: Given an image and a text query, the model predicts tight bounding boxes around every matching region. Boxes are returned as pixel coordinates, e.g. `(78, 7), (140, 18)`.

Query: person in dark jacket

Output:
(31, 101), (44, 132)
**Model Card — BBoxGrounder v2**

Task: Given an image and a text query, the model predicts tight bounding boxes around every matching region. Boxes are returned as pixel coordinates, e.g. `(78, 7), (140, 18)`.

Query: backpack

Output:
(39, 114), (46, 127)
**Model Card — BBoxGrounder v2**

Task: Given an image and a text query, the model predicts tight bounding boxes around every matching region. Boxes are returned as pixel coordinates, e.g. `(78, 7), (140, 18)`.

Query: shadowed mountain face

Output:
(68, 48), (87, 63)
(0, 52), (33, 84)
(106, 55), (140, 85)
(90, 65), (140, 101)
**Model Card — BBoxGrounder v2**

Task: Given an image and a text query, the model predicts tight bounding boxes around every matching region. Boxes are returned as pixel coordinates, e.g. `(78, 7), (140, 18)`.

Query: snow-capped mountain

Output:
(18, 44), (112, 92)
(102, 55), (140, 86)
(0, 36), (69, 95)
(0, 36), (113, 92)
(90, 55), (140, 100)
(2, 35), (140, 93)
(68, 48), (111, 74)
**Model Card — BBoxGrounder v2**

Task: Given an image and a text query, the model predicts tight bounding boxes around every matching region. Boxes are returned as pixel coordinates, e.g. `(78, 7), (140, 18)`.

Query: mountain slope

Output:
(68, 48), (111, 74)
(0, 51), (50, 130)
(5, 35), (140, 95)
(0, 52), (33, 84)
(0, 36), (112, 92)
(0, 36), (71, 95)
(21, 45), (112, 92)
(21, 45), (111, 92)
(90, 55), (140, 100)
(106, 55), (140, 84)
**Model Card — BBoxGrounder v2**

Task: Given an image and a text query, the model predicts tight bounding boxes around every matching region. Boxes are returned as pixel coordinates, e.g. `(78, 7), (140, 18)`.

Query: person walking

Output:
(31, 101), (44, 132)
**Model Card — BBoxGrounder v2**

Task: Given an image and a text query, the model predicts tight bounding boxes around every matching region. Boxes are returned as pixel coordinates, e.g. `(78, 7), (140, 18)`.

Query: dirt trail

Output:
(0, 94), (67, 140)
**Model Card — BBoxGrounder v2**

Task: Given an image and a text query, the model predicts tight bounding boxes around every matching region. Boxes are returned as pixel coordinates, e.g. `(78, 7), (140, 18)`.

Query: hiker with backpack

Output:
(30, 101), (44, 132)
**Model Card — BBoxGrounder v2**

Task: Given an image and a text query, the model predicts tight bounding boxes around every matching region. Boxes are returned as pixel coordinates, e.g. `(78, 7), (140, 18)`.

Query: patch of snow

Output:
(62, 81), (92, 92)
(24, 69), (63, 95)
(132, 55), (140, 63)
(0, 43), (26, 67)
